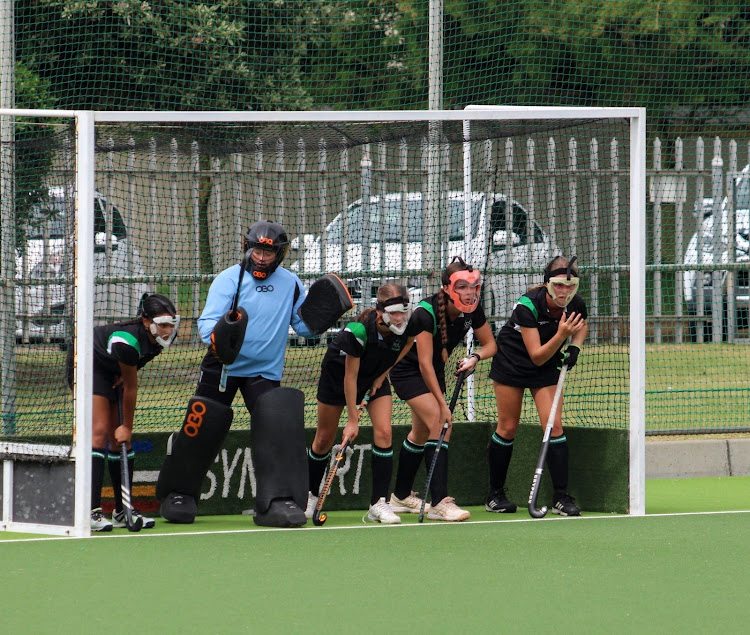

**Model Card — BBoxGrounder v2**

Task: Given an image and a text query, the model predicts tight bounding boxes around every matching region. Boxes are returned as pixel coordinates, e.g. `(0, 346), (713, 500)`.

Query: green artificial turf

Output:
(1, 477), (748, 633)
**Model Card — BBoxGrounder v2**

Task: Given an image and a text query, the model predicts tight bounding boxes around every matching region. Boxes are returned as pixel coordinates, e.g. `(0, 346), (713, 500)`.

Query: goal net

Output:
(0, 108), (645, 535)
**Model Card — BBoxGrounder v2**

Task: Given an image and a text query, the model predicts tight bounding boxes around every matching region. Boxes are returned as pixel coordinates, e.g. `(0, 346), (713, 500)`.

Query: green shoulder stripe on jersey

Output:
(417, 300), (437, 335)
(517, 296), (538, 320)
(344, 321), (367, 349)
(107, 330), (141, 355)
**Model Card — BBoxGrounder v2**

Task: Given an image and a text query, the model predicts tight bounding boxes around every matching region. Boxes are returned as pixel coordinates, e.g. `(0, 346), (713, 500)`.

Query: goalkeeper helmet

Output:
(243, 220), (290, 280)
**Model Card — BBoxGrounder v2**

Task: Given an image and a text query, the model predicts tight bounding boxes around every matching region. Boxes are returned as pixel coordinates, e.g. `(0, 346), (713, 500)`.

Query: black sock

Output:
(489, 432), (514, 491)
(393, 438), (425, 500)
(423, 441), (449, 504)
(546, 435), (569, 492)
(371, 444), (393, 505)
(108, 448), (134, 512)
(91, 448), (106, 510)
(308, 447), (331, 496)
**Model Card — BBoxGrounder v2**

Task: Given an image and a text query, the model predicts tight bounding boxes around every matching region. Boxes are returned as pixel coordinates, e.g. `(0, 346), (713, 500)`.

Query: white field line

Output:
(1, 508), (749, 544)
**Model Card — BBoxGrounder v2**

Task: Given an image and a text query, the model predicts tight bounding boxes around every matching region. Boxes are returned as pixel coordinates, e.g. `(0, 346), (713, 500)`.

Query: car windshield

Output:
(327, 196), (482, 244)
(27, 198), (68, 239)
(26, 196), (127, 240)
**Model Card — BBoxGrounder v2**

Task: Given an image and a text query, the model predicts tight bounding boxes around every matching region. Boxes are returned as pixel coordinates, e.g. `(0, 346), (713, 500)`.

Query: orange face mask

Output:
(447, 269), (482, 312)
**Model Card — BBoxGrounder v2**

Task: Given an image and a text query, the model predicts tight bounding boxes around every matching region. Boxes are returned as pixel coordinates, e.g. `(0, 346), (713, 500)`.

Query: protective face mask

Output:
(546, 277), (579, 308)
(150, 315), (180, 347)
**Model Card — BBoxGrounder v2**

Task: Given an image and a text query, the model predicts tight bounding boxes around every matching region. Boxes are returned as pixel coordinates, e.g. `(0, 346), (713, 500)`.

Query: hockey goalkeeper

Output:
(156, 220), (352, 527)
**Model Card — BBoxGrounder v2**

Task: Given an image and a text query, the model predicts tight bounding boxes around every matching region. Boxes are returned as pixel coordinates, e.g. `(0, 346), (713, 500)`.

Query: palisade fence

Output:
(13, 130), (750, 434)
(36, 132), (746, 339)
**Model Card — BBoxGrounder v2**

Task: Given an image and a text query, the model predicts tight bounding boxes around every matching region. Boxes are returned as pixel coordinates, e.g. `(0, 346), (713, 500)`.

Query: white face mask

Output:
(381, 303), (412, 335)
(546, 277), (579, 308)
(149, 315), (180, 347)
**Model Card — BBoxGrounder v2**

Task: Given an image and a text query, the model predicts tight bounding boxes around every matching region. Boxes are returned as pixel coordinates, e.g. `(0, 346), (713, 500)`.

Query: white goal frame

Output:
(0, 107), (646, 535)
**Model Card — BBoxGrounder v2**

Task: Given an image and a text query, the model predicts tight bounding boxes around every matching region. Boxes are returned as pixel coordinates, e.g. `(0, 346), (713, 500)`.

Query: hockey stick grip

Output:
(527, 365), (568, 518)
(418, 370), (469, 523)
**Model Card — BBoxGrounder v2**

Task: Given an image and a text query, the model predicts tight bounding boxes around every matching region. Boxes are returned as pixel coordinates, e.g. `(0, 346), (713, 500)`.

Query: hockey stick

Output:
(527, 364), (568, 518)
(116, 387), (143, 532)
(418, 370), (469, 523)
(219, 250), (250, 392)
(312, 395), (370, 526)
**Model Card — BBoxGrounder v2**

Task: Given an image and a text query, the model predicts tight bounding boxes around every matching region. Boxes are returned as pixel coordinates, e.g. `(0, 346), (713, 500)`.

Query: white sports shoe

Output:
(112, 508), (156, 529)
(367, 498), (401, 524)
(427, 497), (471, 522)
(304, 492), (319, 519)
(91, 508), (113, 532)
(389, 491), (429, 514)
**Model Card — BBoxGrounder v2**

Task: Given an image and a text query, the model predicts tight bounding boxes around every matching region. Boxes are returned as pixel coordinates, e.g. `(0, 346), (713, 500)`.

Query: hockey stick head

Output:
(527, 469), (549, 518)
(311, 511), (327, 527)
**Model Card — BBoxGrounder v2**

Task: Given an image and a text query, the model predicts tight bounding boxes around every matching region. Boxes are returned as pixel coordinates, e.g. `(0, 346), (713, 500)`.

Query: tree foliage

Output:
(16, 0), (321, 110)
(11, 0), (750, 133)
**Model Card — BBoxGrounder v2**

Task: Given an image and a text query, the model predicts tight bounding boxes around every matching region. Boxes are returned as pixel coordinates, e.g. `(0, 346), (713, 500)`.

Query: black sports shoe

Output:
(551, 491), (581, 516)
(253, 498), (307, 528)
(485, 489), (517, 513)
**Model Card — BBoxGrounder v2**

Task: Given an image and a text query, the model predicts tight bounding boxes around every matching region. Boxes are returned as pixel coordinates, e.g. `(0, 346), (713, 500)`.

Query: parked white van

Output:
(15, 188), (148, 342)
(684, 165), (750, 338)
(291, 191), (561, 328)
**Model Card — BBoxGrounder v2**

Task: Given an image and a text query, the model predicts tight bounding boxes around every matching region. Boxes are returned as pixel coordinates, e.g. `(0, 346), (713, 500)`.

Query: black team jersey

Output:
(93, 321), (163, 376)
(392, 292), (487, 380)
(320, 311), (422, 396)
(492, 286), (587, 384)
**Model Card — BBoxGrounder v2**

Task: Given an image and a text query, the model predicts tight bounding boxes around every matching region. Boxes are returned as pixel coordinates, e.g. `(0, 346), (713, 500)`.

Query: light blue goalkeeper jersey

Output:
(198, 265), (313, 381)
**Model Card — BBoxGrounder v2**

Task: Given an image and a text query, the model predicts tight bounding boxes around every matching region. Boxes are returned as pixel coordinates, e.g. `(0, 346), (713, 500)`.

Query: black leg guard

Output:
(251, 387), (308, 527)
(156, 396), (233, 523)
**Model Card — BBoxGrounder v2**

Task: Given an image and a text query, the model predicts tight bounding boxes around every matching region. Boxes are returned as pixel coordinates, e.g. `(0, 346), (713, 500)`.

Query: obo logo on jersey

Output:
(255, 285), (275, 292)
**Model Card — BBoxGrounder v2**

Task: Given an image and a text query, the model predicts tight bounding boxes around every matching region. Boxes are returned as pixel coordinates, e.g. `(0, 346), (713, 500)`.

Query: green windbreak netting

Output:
(2, 1), (750, 434)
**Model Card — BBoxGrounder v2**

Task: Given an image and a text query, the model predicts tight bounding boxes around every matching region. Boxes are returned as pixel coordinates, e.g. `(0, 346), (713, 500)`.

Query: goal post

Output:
(0, 108), (94, 536)
(0, 107), (645, 535)
(463, 105), (646, 515)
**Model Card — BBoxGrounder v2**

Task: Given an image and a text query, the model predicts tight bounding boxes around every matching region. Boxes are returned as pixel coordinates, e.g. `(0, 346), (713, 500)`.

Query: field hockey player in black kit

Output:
(306, 283), (421, 524)
(487, 255), (587, 516)
(389, 257), (496, 521)
(67, 293), (179, 532)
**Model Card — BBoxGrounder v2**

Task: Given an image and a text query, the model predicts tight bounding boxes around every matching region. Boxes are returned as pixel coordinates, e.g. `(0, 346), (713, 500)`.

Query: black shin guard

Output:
(251, 387), (308, 527)
(546, 435), (569, 492)
(489, 433), (514, 491)
(91, 448), (106, 509)
(371, 445), (393, 504)
(308, 448), (331, 496)
(393, 438), (425, 500)
(157, 396), (234, 523)
(424, 442), (449, 504)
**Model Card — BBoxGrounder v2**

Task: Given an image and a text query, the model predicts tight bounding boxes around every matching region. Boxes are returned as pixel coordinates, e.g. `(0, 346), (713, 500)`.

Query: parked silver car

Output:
(684, 165), (750, 340)
(15, 188), (148, 342)
(290, 191), (561, 331)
